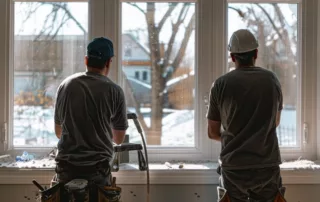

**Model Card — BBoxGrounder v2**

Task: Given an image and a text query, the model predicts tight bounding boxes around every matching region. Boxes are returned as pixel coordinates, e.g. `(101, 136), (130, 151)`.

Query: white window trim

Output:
(318, 0), (320, 159)
(0, 0), (319, 164)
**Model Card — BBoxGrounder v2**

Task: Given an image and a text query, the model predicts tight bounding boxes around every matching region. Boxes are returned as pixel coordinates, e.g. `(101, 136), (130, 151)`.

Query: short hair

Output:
(87, 57), (108, 69)
(232, 49), (256, 66)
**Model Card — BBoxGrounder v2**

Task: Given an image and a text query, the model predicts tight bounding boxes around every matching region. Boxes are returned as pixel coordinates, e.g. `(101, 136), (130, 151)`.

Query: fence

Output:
(277, 125), (296, 146)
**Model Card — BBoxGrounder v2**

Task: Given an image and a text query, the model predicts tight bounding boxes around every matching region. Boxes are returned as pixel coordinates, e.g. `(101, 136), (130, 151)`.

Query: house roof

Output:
(122, 33), (150, 55)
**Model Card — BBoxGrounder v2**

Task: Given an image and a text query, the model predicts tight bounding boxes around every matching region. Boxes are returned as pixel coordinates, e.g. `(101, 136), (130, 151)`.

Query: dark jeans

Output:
(54, 162), (111, 202)
(218, 166), (285, 202)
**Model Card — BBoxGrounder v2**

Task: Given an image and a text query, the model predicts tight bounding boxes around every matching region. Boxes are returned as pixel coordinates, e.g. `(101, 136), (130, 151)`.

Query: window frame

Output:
(5, 0), (91, 154)
(119, 0), (215, 162)
(0, 0), (318, 163)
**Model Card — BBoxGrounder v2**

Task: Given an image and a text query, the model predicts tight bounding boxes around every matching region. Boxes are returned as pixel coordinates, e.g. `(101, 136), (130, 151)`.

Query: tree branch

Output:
(51, 13), (69, 40)
(163, 4), (190, 71)
(228, 6), (245, 18)
(167, 12), (195, 81)
(254, 4), (283, 41)
(127, 3), (146, 15)
(272, 4), (288, 28)
(158, 3), (178, 31)
(34, 5), (59, 40)
(48, 2), (87, 34)
(19, 3), (43, 34)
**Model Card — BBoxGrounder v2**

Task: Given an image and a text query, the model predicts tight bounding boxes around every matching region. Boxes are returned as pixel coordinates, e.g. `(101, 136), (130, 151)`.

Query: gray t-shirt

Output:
(54, 72), (128, 167)
(207, 67), (283, 170)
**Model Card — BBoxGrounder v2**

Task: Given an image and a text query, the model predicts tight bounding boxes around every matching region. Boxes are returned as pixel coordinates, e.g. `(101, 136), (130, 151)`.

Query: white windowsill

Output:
(0, 159), (320, 185)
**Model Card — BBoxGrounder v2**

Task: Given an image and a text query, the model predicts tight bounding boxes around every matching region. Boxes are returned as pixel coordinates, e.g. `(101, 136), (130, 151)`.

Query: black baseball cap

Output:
(87, 37), (114, 60)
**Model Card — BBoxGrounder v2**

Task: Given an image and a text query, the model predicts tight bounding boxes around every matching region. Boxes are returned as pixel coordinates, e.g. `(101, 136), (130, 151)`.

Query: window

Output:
(121, 2), (196, 147)
(12, 1), (88, 147)
(228, 3), (299, 147)
(142, 71), (148, 81)
(135, 71), (140, 79)
(1, 0), (317, 162)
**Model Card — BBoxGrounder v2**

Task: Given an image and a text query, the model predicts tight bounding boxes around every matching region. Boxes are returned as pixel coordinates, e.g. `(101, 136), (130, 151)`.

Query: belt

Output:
(56, 161), (110, 173)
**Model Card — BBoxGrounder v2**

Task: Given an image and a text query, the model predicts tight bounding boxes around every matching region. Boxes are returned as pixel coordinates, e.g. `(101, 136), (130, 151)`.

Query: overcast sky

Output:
(14, 2), (297, 61)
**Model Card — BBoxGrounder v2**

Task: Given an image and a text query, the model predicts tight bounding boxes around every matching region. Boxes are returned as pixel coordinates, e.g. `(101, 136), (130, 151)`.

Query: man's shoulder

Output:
(56, 72), (84, 91)
(103, 77), (123, 92)
(61, 72), (84, 84)
(223, 67), (276, 78)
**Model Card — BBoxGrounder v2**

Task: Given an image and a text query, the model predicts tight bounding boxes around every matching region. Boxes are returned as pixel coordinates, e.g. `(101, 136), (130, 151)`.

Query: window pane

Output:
(228, 3), (298, 146)
(121, 2), (196, 146)
(13, 2), (88, 147)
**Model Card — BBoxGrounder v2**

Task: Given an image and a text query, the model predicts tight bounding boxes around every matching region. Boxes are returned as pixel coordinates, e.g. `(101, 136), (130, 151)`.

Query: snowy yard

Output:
(12, 106), (296, 147)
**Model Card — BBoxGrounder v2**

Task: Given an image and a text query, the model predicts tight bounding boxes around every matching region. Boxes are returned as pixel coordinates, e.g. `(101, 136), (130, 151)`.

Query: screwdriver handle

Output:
(32, 180), (45, 191)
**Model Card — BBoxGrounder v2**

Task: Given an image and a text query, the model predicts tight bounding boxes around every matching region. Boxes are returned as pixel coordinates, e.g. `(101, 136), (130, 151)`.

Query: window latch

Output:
(1, 122), (7, 144)
(303, 122), (308, 144)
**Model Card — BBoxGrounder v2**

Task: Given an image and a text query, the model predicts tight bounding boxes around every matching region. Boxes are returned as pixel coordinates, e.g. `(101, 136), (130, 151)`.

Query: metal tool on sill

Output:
(111, 113), (150, 202)
(111, 143), (147, 171)
(33, 113), (149, 202)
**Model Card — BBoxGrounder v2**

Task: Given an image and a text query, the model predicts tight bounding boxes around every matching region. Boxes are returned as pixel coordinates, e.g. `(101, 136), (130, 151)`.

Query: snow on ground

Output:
(12, 106), (296, 147)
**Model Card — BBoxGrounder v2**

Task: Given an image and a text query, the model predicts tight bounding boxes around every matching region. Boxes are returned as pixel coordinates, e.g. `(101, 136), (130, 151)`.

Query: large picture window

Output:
(2, 0), (316, 162)
(12, 1), (88, 147)
(121, 2), (196, 147)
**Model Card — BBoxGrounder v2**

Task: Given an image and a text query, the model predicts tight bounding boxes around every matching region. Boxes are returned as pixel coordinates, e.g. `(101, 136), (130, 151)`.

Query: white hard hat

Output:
(228, 29), (259, 53)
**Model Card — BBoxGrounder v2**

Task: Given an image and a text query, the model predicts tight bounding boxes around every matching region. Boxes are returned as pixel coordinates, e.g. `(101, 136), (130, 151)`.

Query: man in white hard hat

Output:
(207, 29), (286, 202)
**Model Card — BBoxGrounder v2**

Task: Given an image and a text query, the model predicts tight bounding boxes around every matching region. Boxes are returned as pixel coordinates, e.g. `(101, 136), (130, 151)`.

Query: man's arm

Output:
(276, 111), (281, 127)
(111, 88), (128, 145)
(206, 80), (222, 141)
(275, 74), (283, 128)
(112, 129), (126, 145)
(54, 85), (63, 139)
(208, 119), (222, 142)
(55, 124), (62, 139)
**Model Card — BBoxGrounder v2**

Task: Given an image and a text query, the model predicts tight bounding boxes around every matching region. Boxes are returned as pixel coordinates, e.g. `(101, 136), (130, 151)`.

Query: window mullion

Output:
(104, 0), (120, 83)
(0, 0), (10, 153)
(299, 0), (317, 159)
(89, 0), (106, 42)
(317, 0), (320, 160)
(197, 0), (226, 160)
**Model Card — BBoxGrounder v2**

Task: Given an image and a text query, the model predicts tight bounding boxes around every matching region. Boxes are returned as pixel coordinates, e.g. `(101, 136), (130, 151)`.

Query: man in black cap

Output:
(53, 37), (128, 198)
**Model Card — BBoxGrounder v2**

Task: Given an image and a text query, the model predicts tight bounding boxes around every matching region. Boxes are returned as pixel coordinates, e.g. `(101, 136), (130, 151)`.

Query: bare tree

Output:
(127, 3), (246, 144)
(21, 3), (292, 145)
(17, 2), (88, 98)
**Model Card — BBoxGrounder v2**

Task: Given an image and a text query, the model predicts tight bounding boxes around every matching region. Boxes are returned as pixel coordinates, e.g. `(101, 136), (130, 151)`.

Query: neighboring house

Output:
(122, 34), (151, 84)
(122, 33), (195, 110)
(14, 35), (86, 98)
(122, 34), (152, 107)
(14, 33), (195, 110)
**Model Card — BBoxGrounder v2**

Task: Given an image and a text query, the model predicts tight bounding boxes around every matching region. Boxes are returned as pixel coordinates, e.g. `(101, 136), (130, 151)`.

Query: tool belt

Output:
(217, 187), (287, 202)
(39, 181), (122, 202)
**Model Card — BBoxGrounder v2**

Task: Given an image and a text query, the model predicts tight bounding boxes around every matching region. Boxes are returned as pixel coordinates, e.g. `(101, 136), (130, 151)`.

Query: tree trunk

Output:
(146, 3), (163, 145)
(149, 64), (165, 145)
